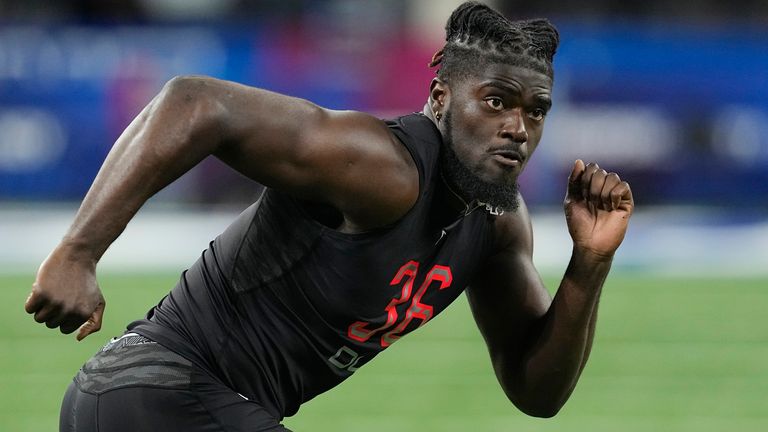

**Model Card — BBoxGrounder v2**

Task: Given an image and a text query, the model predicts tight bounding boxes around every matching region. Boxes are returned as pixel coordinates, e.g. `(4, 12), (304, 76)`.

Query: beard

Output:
(438, 109), (520, 213)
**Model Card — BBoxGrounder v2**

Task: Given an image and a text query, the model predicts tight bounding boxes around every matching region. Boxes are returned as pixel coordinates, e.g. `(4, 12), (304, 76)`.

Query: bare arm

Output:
(25, 75), (417, 339)
(466, 160), (633, 417)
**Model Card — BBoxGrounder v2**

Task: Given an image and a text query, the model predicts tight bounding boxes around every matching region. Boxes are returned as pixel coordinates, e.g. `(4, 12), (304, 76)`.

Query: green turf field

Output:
(1, 272), (766, 431)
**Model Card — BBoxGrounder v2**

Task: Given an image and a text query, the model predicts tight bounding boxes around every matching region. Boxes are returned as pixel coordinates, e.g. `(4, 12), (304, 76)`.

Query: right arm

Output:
(25, 75), (417, 340)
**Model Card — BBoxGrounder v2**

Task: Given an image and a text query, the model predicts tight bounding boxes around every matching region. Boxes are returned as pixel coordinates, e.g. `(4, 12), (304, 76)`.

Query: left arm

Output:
(465, 160), (633, 417)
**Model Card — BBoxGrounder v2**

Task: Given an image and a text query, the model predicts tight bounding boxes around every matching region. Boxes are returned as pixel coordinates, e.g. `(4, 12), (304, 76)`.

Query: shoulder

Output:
(310, 110), (410, 165)
(307, 110), (420, 230)
(489, 193), (534, 256)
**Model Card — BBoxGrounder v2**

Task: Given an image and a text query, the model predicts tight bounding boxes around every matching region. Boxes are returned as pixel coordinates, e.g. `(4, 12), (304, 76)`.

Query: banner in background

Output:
(1, 22), (766, 206)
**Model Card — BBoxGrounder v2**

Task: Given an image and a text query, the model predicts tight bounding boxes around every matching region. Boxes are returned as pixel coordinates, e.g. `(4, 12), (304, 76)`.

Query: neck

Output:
(439, 170), (475, 213)
(439, 171), (506, 217)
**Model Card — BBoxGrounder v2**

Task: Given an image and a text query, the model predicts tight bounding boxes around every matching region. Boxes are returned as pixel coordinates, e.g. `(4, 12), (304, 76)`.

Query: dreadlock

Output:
(429, 1), (559, 82)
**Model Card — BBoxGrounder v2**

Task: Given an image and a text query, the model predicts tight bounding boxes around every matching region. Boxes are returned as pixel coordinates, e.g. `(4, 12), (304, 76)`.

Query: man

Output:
(26, 2), (633, 431)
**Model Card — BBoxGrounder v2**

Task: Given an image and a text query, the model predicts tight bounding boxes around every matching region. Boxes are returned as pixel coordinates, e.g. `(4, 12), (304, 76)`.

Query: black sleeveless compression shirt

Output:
(128, 113), (499, 419)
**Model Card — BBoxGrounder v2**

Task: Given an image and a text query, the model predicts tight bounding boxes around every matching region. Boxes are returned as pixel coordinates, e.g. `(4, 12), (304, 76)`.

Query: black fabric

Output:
(76, 339), (190, 395)
(127, 113), (498, 419)
(97, 333), (154, 352)
(60, 337), (290, 432)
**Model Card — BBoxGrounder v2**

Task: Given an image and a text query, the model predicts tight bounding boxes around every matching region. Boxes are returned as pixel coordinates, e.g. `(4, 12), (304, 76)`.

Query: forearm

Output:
(62, 76), (224, 261)
(550, 249), (609, 375)
(577, 291), (601, 375)
(476, 161), (632, 417)
(505, 248), (611, 416)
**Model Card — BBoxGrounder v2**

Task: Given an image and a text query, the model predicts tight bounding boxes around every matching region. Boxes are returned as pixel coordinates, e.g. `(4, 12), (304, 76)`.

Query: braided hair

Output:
(429, 2), (559, 82)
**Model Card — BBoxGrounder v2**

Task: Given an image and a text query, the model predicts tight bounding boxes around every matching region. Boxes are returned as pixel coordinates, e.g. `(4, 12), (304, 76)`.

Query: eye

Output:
(528, 108), (546, 122)
(484, 97), (504, 111)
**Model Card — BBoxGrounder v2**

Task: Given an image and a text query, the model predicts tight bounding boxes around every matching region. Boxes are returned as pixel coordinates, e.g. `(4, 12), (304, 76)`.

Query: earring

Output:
(434, 111), (442, 121)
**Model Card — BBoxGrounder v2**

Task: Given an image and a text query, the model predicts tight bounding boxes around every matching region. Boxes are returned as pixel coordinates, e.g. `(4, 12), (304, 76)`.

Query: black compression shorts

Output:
(59, 333), (291, 432)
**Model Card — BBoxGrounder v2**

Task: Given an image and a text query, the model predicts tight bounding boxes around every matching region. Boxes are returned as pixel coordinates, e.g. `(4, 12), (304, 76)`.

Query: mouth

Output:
(489, 149), (525, 167)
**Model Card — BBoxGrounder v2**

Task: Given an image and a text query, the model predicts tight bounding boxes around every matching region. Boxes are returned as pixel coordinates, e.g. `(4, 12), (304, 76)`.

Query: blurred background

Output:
(1, 0), (766, 431)
(1, 0), (767, 273)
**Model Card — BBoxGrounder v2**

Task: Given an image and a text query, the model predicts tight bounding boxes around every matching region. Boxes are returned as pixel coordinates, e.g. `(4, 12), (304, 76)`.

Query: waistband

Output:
(100, 332), (155, 352)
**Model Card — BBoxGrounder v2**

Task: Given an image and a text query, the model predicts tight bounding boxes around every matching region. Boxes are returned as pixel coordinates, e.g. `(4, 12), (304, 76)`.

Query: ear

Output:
(429, 78), (449, 114)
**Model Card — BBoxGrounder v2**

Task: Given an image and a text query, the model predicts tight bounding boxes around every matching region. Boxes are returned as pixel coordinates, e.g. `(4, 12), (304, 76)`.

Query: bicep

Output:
(466, 206), (551, 360)
(199, 77), (415, 219)
(207, 79), (368, 189)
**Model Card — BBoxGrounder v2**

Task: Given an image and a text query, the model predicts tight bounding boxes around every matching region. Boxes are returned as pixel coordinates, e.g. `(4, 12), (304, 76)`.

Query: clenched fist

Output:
(564, 160), (634, 259)
(24, 245), (105, 341)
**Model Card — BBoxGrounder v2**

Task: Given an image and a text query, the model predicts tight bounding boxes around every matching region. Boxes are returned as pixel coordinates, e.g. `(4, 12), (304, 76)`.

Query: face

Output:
(433, 63), (553, 211)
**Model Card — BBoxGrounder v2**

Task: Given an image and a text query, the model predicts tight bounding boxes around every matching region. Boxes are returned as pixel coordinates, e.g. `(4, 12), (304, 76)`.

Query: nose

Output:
(500, 108), (528, 143)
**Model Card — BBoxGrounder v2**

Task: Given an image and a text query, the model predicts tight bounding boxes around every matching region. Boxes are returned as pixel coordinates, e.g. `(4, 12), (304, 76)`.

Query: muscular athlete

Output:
(26, 3), (633, 431)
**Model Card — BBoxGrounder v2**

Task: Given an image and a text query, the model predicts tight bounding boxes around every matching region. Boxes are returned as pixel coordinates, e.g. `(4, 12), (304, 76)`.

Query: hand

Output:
(24, 245), (106, 340)
(564, 160), (634, 259)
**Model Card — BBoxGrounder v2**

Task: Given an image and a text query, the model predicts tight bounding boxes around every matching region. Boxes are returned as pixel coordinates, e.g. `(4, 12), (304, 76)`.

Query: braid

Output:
(431, 1), (559, 80)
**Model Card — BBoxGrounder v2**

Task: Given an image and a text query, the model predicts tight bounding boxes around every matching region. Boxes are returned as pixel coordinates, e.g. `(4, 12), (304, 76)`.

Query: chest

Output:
(294, 209), (493, 345)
